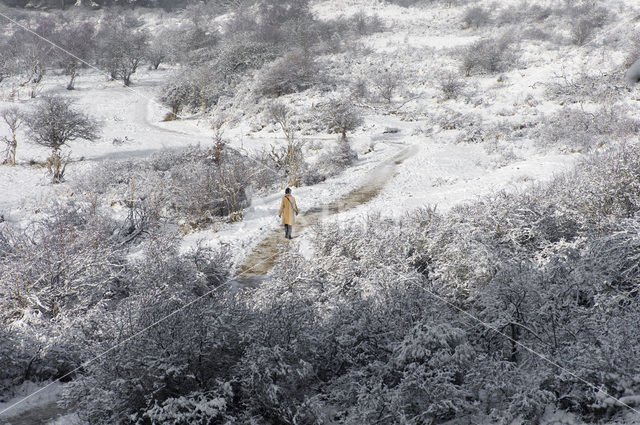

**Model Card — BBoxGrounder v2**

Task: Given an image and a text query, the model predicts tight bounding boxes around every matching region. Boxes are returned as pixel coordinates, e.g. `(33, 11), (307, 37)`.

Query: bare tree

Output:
(0, 36), (16, 84)
(10, 17), (57, 97)
(267, 101), (304, 187)
(146, 32), (171, 70)
(1, 108), (23, 166)
(97, 15), (149, 86)
(320, 98), (363, 141)
(25, 97), (100, 183)
(375, 71), (401, 103)
(54, 21), (96, 90)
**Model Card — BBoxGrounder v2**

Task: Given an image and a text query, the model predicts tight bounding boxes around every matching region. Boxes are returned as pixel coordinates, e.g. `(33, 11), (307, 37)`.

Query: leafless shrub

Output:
(374, 71), (402, 103)
(438, 71), (466, 100)
(545, 71), (626, 104)
(461, 6), (491, 29)
(538, 105), (640, 152)
(348, 11), (386, 35)
(496, 2), (552, 26)
(566, 3), (609, 46)
(460, 35), (519, 76)
(350, 78), (369, 101)
(256, 51), (320, 98)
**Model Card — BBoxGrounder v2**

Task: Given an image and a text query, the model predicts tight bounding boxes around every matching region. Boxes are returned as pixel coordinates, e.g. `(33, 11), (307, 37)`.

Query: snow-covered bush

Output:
(76, 146), (271, 229)
(545, 71), (625, 104)
(460, 35), (519, 76)
(319, 98), (364, 140)
(0, 203), (124, 323)
(348, 11), (385, 36)
(538, 105), (639, 152)
(315, 140), (358, 178)
(255, 51), (321, 98)
(565, 3), (609, 46)
(461, 6), (491, 29)
(438, 71), (466, 100)
(63, 239), (233, 424)
(374, 70), (403, 103)
(495, 2), (552, 26)
(0, 326), (32, 394)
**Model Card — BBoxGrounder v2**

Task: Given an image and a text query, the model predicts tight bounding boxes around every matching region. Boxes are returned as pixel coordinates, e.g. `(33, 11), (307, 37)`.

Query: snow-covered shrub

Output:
(374, 70), (402, 103)
(495, 2), (552, 26)
(545, 71), (625, 104)
(80, 146), (261, 228)
(64, 240), (234, 424)
(348, 11), (385, 36)
(538, 105), (640, 152)
(319, 98), (364, 140)
(461, 6), (491, 29)
(37, 143), (640, 423)
(562, 145), (640, 220)
(460, 34), (519, 76)
(0, 203), (124, 323)
(565, 3), (609, 46)
(314, 140), (358, 178)
(161, 66), (231, 116)
(438, 71), (466, 100)
(0, 326), (31, 394)
(431, 107), (483, 132)
(255, 51), (321, 97)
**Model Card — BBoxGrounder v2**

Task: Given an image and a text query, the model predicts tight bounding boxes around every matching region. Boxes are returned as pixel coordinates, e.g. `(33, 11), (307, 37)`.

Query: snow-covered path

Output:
(235, 143), (418, 279)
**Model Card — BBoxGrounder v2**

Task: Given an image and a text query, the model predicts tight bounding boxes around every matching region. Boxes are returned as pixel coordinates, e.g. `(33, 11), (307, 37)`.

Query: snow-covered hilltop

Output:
(2, 0), (640, 424)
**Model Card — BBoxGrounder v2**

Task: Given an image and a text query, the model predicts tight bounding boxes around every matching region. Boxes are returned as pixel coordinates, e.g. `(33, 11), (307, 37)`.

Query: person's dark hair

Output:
(285, 187), (291, 194)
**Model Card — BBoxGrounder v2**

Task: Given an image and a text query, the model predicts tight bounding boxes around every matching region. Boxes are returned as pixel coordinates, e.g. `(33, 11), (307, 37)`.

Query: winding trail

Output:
(236, 143), (418, 278)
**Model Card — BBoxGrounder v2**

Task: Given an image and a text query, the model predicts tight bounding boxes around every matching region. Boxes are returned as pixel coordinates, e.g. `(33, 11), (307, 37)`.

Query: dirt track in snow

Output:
(235, 143), (418, 278)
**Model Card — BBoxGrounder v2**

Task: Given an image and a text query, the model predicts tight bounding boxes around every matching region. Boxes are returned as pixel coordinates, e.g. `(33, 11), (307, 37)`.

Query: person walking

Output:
(278, 187), (299, 239)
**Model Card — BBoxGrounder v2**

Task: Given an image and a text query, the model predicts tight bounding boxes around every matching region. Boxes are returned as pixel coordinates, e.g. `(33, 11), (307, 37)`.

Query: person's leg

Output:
(288, 226), (293, 239)
(284, 224), (290, 238)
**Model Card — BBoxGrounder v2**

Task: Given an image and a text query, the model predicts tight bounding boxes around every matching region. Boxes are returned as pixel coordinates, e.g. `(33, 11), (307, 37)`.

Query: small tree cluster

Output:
(96, 14), (149, 86)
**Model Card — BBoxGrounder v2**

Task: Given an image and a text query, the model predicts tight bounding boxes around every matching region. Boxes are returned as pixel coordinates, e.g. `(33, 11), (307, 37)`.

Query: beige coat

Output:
(279, 194), (299, 225)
